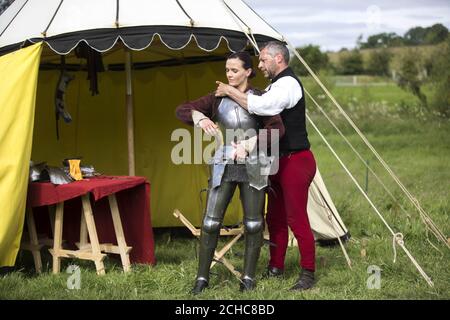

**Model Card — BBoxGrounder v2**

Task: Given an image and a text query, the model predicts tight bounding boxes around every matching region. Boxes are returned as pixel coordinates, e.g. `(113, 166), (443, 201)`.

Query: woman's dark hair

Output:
(227, 51), (256, 78)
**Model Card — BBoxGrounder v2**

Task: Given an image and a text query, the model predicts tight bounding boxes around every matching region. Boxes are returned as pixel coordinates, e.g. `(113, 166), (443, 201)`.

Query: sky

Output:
(245, 0), (450, 51)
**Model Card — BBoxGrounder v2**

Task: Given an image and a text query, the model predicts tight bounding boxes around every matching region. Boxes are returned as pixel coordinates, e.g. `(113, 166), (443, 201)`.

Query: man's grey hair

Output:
(260, 41), (290, 64)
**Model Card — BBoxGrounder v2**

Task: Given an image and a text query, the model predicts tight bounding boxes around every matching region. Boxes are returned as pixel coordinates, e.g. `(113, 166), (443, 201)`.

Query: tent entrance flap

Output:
(0, 42), (42, 267)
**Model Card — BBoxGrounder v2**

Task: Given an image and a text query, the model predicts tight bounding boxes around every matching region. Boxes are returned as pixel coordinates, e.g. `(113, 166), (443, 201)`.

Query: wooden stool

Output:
(173, 209), (243, 279)
(49, 193), (131, 275)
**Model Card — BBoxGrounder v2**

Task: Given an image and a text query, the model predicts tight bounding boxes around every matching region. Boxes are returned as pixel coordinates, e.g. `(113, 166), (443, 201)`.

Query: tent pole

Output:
(125, 48), (135, 176)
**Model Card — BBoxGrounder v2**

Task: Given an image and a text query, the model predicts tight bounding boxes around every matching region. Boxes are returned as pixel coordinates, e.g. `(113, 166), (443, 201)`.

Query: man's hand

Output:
(198, 118), (219, 136)
(231, 141), (248, 161)
(215, 81), (231, 97)
(215, 81), (249, 110)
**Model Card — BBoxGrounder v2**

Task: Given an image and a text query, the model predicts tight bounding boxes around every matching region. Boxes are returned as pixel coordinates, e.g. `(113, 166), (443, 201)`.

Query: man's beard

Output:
(263, 70), (271, 79)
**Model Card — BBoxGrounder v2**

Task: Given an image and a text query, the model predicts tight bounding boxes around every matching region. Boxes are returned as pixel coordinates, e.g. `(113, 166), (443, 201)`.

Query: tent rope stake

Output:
(392, 233), (404, 263)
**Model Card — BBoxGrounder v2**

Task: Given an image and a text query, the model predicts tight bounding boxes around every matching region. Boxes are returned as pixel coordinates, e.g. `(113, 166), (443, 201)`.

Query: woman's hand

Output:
(215, 81), (231, 97)
(231, 141), (248, 161)
(198, 118), (219, 136)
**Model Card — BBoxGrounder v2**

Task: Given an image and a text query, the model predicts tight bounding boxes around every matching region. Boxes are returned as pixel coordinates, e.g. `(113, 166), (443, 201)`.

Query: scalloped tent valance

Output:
(0, 0), (283, 55)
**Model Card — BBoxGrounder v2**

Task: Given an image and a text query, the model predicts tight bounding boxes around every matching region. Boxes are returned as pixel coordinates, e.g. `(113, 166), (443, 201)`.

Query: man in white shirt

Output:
(215, 41), (317, 290)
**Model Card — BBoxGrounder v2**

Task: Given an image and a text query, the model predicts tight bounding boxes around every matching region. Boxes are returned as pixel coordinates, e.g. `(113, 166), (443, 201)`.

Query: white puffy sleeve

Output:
(247, 77), (302, 116)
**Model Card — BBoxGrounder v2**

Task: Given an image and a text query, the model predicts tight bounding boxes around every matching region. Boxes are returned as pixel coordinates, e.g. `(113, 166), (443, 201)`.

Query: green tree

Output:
(289, 44), (329, 76)
(404, 26), (427, 45)
(339, 50), (364, 75)
(424, 23), (449, 44)
(428, 36), (450, 116)
(359, 24), (449, 49)
(396, 50), (428, 108)
(360, 32), (403, 48)
(366, 49), (392, 77)
(404, 24), (449, 45)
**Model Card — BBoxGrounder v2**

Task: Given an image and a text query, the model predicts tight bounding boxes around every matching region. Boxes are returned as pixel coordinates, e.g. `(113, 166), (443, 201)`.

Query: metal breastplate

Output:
(213, 97), (260, 160)
(216, 97), (260, 143)
(209, 96), (270, 191)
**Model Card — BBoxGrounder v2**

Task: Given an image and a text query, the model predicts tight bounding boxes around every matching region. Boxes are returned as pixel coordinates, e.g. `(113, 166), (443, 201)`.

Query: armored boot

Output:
(239, 183), (265, 292)
(192, 279), (209, 295)
(240, 224), (263, 291)
(192, 216), (221, 294)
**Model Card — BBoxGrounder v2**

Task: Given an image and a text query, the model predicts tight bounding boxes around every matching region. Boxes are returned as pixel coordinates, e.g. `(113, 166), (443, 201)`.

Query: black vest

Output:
(270, 67), (310, 155)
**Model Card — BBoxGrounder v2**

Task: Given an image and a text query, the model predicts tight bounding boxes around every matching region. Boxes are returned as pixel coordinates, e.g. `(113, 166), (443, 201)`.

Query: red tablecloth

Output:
(27, 176), (155, 265)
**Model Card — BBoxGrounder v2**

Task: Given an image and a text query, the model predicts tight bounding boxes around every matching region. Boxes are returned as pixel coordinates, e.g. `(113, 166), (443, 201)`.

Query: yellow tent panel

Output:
(0, 43), (42, 267)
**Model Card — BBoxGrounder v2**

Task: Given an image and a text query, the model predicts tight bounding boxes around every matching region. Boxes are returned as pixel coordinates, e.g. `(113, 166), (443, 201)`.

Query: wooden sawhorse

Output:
(173, 209), (243, 280)
(22, 194), (132, 275)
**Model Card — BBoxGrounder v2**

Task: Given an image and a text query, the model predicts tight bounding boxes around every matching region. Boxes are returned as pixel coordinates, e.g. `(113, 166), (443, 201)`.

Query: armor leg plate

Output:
(196, 181), (237, 282)
(239, 182), (265, 280)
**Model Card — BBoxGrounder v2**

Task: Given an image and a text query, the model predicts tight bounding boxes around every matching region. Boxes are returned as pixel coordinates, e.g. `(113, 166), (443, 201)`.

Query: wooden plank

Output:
(211, 232), (243, 268)
(219, 228), (244, 236)
(81, 195), (105, 275)
(108, 194), (131, 272)
(76, 243), (132, 255)
(79, 207), (88, 247)
(219, 256), (242, 279)
(52, 202), (64, 274)
(25, 207), (42, 273)
(49, 249), (106, 261)
(173, 209), (201, 236)
(173, 209), (242, 236)
(100, 244), (132, 255)
(174, 209), (242, 281)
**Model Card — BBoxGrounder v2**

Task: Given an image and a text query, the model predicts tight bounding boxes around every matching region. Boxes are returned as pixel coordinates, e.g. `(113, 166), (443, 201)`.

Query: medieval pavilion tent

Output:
(0, 0), (349, 269)
(1, 0), (442, 289)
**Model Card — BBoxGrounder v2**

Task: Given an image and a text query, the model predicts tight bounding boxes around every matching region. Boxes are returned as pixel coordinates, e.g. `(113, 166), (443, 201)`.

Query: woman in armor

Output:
(176, 51), (284, 293)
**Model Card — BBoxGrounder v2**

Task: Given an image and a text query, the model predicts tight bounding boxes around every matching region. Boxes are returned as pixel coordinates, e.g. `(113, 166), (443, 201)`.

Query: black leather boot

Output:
(192, 279), (209, 295)
(290, 269), (315, 291)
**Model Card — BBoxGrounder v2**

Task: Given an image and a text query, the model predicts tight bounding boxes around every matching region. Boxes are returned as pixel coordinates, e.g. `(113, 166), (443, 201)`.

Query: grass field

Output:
(1, 81), (449, 300)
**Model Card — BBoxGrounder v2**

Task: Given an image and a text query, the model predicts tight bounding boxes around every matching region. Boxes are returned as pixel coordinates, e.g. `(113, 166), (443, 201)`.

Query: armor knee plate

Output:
(202, 216), (221, 234)
(244, 219), (263, 234)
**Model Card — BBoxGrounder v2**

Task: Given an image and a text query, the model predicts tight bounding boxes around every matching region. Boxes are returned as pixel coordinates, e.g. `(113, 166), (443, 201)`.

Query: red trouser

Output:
(266, 149), (317, 271)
